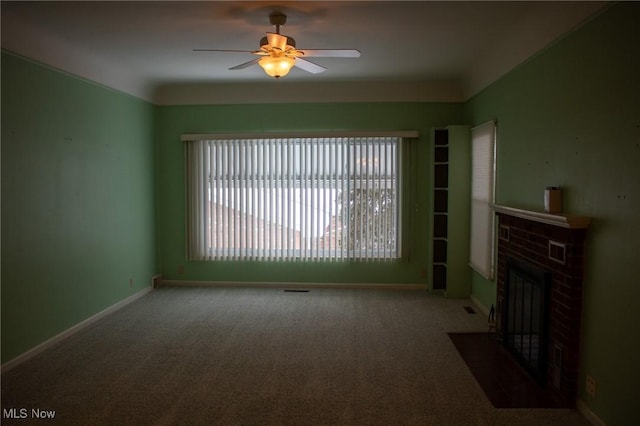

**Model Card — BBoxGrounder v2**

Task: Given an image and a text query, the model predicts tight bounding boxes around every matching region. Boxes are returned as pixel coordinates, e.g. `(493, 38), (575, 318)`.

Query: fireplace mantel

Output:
(490, 204), (591, 229)
(493, 208), (589, 405)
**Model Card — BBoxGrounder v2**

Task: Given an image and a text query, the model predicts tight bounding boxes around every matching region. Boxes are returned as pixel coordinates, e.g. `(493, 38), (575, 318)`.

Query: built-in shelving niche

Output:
(430, 126), (471, 297)
(432, 129), (449, 290)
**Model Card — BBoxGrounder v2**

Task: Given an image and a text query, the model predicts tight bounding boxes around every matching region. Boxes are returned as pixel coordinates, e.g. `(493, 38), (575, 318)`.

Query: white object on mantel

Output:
(490, 204), (591, 229)
(544, 187), (562, 213)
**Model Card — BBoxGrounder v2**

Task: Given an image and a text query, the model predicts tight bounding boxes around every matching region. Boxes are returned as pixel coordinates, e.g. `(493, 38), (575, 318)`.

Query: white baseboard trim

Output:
(470, 294), (491, 317)
(577, 399), (607, 426)
(162, 280), (427, 291)
(1, 286), (153, 374)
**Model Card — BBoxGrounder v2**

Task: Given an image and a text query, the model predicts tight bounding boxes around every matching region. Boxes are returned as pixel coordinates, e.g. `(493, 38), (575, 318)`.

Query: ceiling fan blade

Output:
(294, 58), (326, 74)
(229, 58), (260, 70)
(298, 49), (361, 58)
(193, 49), (256, 53)
(266, 32), (288, 51)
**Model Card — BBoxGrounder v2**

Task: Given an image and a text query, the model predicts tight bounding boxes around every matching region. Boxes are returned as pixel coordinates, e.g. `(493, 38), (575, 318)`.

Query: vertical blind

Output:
(185, 136), (402, 262)
(469, 121), (496, 279)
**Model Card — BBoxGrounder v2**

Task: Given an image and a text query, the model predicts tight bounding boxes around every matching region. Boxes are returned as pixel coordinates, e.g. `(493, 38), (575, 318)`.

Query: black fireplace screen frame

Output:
(503, 257), (551, 384)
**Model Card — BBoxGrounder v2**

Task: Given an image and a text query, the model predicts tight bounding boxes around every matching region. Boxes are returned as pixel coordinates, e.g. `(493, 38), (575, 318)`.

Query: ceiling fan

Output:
(194, 12), (361, 79)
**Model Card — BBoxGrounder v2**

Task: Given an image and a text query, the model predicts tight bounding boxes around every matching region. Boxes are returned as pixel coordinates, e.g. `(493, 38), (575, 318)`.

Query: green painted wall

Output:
(155, 103), (463, 286)
(444, 125), (471, 298)
(464, 3), (640, 425)
(1, 52), (157, 363)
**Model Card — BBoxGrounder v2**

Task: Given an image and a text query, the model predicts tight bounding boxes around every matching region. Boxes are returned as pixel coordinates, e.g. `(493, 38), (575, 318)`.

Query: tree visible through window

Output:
(185, 136), (402, 262)
(340, 188), (396, 253)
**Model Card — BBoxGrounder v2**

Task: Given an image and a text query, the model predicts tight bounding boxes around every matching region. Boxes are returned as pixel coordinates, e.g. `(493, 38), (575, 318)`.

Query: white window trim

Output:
(181, 131), (419, 142)
(184, 133), (417, 262)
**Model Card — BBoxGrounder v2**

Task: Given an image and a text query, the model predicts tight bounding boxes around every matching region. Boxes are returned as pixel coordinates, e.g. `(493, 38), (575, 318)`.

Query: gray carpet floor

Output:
(1, 286), (589, 425)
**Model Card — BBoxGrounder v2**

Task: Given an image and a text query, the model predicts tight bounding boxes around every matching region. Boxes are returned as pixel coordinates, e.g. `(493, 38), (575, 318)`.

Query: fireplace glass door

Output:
(504, 258), (550, 384)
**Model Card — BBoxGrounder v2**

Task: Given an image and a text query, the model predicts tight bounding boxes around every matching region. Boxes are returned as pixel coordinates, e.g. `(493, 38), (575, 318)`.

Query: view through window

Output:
(186, 136), (402, 262)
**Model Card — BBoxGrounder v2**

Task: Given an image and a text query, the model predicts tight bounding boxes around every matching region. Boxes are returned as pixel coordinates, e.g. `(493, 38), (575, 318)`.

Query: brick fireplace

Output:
(492, 205), (590, 405)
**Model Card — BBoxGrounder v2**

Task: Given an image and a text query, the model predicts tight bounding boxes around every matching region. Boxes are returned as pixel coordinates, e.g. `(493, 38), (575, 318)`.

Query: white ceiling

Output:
(1, 1), (608, 104)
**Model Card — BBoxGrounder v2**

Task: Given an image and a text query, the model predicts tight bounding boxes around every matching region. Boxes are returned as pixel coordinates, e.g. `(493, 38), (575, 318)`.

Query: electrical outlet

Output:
(178, 265), (185, 275)
(586, 375), (597, 397)
(129, 278), (134, 288)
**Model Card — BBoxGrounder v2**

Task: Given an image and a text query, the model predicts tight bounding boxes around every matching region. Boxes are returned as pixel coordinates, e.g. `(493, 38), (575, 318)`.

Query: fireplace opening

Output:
(503, 257), (551, 385)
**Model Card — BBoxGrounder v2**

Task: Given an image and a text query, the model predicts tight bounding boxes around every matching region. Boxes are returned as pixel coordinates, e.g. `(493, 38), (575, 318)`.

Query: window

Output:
(185, 135), (404, 262)
(469, 121), (496, 279)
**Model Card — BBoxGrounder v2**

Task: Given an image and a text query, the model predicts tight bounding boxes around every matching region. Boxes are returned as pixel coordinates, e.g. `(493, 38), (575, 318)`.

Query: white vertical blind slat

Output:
(300, 139), (307, 260)
(268, 139), (275, 262)
(209, 144), (218, 260)
(250, 139), (256, 261)
(357, 138), (363, 261)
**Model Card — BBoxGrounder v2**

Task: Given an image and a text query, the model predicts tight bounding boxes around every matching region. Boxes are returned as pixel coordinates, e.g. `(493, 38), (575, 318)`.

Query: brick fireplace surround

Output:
(492, 205), (590, 406)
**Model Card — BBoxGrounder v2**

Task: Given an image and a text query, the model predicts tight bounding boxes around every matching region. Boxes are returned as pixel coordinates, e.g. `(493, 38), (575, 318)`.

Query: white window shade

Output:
(185, 136), (404, 262)
(469, 121), (496, 279)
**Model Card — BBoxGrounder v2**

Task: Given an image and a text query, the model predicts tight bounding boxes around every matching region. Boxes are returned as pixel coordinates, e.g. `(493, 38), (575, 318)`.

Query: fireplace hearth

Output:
(492, 204), (590, 405)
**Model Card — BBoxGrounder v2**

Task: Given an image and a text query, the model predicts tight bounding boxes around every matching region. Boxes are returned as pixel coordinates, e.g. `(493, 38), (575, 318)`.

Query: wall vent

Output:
(548, 241), (566, 264)
(499, 225), (510, 242)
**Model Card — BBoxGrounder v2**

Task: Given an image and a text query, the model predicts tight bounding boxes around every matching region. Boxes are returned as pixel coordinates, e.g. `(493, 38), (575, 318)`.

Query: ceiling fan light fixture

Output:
(194, 12), (359, 77)
(259, 55), (295, 78)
